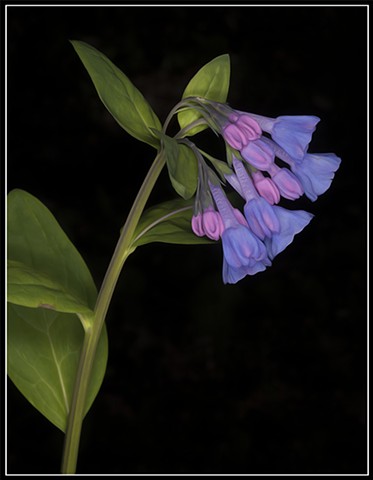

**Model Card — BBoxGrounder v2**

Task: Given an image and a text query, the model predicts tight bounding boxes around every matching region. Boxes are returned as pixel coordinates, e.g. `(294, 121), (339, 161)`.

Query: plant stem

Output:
(61, 149), (166, 474)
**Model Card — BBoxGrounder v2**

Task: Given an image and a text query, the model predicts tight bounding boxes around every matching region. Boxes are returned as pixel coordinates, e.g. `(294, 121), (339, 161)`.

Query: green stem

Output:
(61, 149), (166, 474)
(162, 97), (207, 134)
(174, 118), (208, 139)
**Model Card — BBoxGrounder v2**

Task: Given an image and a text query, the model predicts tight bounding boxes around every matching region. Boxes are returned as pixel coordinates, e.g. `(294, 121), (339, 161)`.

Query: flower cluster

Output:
(187, 99), (341, 284)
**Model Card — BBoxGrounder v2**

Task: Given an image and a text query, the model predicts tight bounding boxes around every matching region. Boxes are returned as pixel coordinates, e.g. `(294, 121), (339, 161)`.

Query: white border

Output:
(4, 3), (369, 477)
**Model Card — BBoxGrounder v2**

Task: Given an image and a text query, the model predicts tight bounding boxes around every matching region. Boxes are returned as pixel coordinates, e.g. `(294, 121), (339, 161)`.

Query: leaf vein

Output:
(131, 206), (193, 246)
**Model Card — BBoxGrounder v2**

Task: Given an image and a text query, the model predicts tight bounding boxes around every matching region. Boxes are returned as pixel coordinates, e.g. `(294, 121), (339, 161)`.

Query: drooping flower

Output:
(251, 171), (281, 205)
(244, 113), (320, 161)
(220, 224), (267, 269)
(191, 205), (224, 241)
(183, 98), (340, 283)
(291, 152), (342, 201)
(231, 158), (313, 255)
(208, 181), (271, 284)
(260, 136), (342, 201)
(244, 196), (281, 240)
(222, 113), (262, 150)
(241, 138), (275, 170)
(264, 208), (314, 259)
(222, 256), (268, 284)
(191, 212), (204, 237)
(266, 163), (304, 200)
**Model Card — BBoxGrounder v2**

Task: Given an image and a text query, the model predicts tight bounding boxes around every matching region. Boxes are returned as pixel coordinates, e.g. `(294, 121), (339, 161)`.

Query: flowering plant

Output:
(7, 41), (340, 474)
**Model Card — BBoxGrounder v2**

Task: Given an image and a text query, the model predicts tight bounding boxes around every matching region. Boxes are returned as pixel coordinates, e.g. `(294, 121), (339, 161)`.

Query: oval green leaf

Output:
(71, 40), (162, 149)
(178, 54), (231, 136)
(162, 136), (198, 200)
(7, 189), (97, 315)
(7, 303), (108, 432)
(130, 197), (213, 249)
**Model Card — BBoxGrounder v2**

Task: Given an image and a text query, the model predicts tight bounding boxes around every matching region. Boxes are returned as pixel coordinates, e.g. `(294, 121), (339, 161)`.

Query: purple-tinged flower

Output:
(264, 208), (314, 259)
(186, 99), (340, 283)
(251, 171), (281, 205)
(232, 205), (249, 226)
(291, 153), (342, 201)
(225, 172), (245, 198)
(246, 113), (320, 161)
(223, 124), (249, 151)
(208, 181), (239, 229)
(222, 113), (261, 150)
(208, 181), (270, 281)
(236, 115), (262, 140)
(230, 158), (279, 240)
(222, 256), (270, 284)
(231, 159), (278, 237)
(221, 225), (267, 269)
(202, 206), (225, 240)
(244, 197), (281, 240)
(191, 212), (204, 237)
(231, 158), (312, 258)
(260, 136), (342, 201)
(267, 163), (304, 200)
(241, 138), (275, 170)
(191, 205), (224, 240)
(271, 116), (320, 161)
(231, 157), (257, 200)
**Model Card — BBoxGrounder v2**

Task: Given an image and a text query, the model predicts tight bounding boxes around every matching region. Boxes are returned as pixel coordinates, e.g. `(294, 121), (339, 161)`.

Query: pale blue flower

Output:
(291, 153), (342, 201)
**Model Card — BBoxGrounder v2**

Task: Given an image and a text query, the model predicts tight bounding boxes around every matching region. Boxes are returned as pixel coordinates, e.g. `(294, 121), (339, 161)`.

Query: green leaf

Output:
(7, 303), (108, 432)
(178, 54), (231, 136)
(7, 189), (97, 315)
(162, 135), (198, 200)
(200, 149), (233, 179)
(130, 197), (213, 249)
(71, 40), (162, 149)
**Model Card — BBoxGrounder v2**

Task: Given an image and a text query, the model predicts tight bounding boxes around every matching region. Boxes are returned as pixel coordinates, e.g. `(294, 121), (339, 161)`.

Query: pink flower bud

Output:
(268, 165), (304, 200)
(222, 123), (248, 150)
(252, 171), (281, 205)
(223, 114), (262, 150)
(202, 207), (225, 240)
(191, 213), (205, 237)
(236, 115), (262, 141)
(241, 138), (275, 170)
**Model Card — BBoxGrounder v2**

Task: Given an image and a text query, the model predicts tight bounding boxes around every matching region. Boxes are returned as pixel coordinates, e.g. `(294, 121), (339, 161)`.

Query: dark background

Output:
(6, 4), (367, 475)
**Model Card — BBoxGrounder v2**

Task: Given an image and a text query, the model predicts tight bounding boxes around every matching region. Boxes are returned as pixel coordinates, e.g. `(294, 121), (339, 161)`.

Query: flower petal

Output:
(222, 258), (269, 284)
(241, 138), (275, 170)
(272, 115), (320, 161)
(265, 208), (313, 258)
(221, 226), (266, 268)
(292, 153), (342, 201)
(244, 197), (281, 240)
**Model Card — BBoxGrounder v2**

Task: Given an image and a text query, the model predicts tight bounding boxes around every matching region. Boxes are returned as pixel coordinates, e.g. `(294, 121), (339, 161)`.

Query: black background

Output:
(6, 4), (367, 475)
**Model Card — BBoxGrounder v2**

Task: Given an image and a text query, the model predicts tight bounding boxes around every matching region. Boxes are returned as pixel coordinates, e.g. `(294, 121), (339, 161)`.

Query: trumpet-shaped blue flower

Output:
(221, 225), (267, 269)
(261, 136), (342, 201)
(208, 181), (271, 283)
(264, 208), (314, 259)
(291, 153), (342, 201)
(231, 158), (313, 255)
(267, 163), (304, 200)
(244, 196), (280, 240)
(269, 115), (320, 161)
(222, 255), (270, 284)
(186, 98), (341, 283)
(241, 138), (275, 170)
(246, 113), (320, 161)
